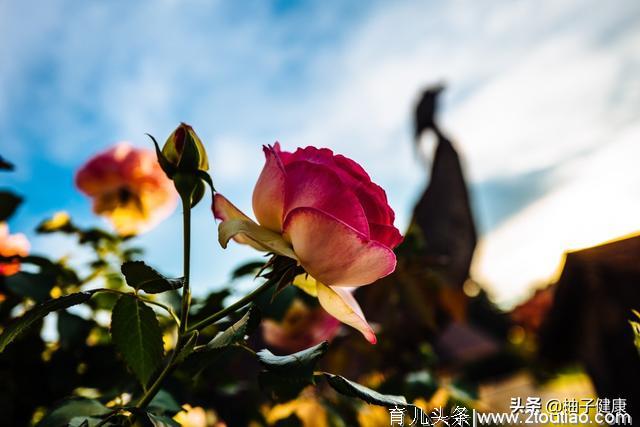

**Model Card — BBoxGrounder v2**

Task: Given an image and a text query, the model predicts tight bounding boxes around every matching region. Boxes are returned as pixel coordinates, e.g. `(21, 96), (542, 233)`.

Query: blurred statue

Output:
(350, 85), (510, 380)
(412, 84), (477, 289)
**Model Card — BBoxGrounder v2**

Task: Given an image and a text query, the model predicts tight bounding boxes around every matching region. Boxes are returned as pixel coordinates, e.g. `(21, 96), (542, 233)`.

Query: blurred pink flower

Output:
(0, 223), (29, 276)
(214, 144), (402, 343)
(75, 142), (177, 236)
(262, 299), (341, 353)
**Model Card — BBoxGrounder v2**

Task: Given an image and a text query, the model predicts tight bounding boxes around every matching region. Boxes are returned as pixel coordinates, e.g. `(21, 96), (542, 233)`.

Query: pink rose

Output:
(0, 223), (30, 276)
(76, 143), (178, 236)
(214, 144), (402, 343)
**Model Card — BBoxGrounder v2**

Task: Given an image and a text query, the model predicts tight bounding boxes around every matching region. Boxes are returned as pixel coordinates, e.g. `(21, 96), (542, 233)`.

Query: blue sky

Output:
(2, 0), (640, 306)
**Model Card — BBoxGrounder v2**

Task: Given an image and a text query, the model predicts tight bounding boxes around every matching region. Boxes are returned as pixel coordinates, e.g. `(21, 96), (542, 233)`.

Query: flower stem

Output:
(179, 195), (191, 335)
(187, 277), (276, 333)
(134, 345), (179, 409)
(133, 195), (191, 413)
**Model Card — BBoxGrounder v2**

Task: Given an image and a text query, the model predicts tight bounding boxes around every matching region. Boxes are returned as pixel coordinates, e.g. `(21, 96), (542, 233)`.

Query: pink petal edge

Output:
(316, 282), (377, 344)
(283, 207), (396, 287)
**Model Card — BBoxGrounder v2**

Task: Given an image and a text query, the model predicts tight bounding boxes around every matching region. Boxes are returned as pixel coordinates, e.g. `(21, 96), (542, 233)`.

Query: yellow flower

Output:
(173, 405), (225, 427)
(264, 395), (329, 427)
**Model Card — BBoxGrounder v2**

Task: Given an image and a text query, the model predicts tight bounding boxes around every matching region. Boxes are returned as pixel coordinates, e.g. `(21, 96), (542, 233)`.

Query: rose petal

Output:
(353, 182), (396, 225)
(283, 161), (369, 237)
(218, 218), (298, 260)
(252, 145), (286, 232)
(214, 193), (252, 222)
(316, 282), (376, 344)
(273, 146), (398, 228)
(333, 156), (396, 225)
(292, 274), (318, 297)
(283, 207), (396, 286)
(369, 223), (404, 249)
(282, 146), (334, 167)
(213, 193), (270, 252)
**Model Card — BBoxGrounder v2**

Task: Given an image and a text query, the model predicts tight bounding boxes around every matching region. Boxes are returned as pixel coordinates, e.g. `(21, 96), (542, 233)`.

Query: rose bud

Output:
(162, 123), (209, 173)
(152, 123), (213, 208)
(75, 143), (178, 236)
(214, 143), (403, 343)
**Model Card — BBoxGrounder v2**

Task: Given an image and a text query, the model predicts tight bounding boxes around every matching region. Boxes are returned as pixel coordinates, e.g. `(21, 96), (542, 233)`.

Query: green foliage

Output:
(110, 294), (164, 387)
(0, 143), (457, 427)
(183, 308), (260, 376)
(203, 307), (260, 350)
(58, 310), (94, 350)
(257, 341), (328, 402)
(323, 373), (408, 408)
(4, 271), (56, 302)
(0, 291), (95, 352)
(143, 412), (181, 427)
(35, 398), (110, 427)
(121, 261), (183, 294)
(149, 389), (183, 416)
(174, 331), (198, 364)
(257, 341), (328, 377)
(0, 190), (22, 221)
(231, 260), (266, 279)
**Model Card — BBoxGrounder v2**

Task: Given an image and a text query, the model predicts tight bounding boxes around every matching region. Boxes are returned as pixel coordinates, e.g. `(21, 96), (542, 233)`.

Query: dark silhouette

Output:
(412, 85), (477, 289)
(538, 235), (640, 418)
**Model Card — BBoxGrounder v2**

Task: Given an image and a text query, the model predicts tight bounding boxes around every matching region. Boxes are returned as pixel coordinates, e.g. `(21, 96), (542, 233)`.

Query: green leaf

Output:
(204, 307), (259, 350)
(147, 133), (176, 179)
(0, 291), (95, 352)
(69, 417), (102, 427)
(121, 261), (183, 294)
(78, 227), (117, 245)
(0, 190), (22, 221)
(35, 398), (110, 427)
(257, 341), (328, 402)
(218, 218), (299, 260)
(323, 373), (408, 408)
(144, 412), (181, 427)
(181, 308), (259, 377)
(182, 344), (238, 378)
(58, 310), (94, 350)
(196, 169), (216, 193)
(174, 331), (198, 364)
(110, 294), (164, 386)
(257, 341), (328, 377)
(231, 260), (266, 279)
(149, 389), (182, 416)
(4, 271), (57, 302)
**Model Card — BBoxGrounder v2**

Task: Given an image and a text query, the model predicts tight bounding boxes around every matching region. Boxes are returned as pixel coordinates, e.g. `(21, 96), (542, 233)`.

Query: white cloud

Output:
(474, 123), (640, 306)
